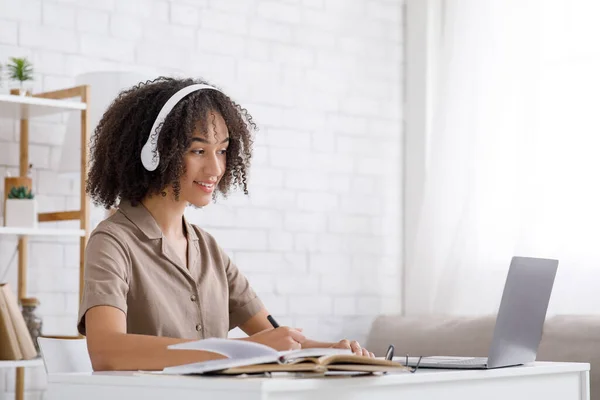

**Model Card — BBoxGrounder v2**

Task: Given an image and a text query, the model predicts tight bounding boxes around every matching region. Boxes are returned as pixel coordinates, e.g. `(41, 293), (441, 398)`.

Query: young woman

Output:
(78, 77), (373, 371)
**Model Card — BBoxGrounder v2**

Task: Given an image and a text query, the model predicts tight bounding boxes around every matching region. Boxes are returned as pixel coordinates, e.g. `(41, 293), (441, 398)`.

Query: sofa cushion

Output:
(365, 314), (496, 357)
(537, 315), (600, 363)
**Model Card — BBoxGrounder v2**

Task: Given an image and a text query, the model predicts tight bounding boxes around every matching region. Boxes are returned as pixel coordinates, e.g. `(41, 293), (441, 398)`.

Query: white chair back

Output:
(37, 337), (93, 374)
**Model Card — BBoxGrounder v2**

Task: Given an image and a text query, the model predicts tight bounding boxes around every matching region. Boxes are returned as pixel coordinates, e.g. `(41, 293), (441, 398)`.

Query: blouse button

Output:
(196, 324), (202, 332)
(190, 294), (197, 302)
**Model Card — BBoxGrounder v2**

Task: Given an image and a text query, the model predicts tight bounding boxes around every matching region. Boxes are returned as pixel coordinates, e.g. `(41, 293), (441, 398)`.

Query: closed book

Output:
(0, 284), (22, 360)
(0, 284), (37, 360)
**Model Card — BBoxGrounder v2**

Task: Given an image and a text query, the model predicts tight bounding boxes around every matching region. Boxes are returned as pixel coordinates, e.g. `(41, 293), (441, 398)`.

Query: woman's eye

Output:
(192, 149), (226, 155)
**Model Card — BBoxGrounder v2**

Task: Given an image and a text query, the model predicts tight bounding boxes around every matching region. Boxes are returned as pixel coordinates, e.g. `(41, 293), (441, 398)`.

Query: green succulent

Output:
(7, 57), (34, 83)
(7, 186), (34, 199)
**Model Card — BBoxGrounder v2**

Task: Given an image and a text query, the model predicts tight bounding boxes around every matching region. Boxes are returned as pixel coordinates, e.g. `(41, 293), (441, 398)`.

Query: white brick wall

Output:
(0, 0), (403, 397)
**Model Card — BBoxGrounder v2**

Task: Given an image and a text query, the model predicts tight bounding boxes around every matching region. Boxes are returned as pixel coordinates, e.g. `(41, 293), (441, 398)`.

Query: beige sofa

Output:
(365, 315), (599, 398)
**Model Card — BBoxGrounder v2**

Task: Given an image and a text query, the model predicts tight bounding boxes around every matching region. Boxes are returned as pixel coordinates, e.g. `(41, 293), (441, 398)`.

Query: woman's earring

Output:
(161, 190), (167, 197)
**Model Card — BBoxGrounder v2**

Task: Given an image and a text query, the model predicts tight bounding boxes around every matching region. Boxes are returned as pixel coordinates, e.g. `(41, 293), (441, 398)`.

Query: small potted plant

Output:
(7, 57), (34, 96)
(4, 185), (37, 228)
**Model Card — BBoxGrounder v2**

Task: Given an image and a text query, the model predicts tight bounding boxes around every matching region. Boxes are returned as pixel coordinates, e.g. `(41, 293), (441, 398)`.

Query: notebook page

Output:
(168, 338), (278, 359)
(278, 348), (353, 361)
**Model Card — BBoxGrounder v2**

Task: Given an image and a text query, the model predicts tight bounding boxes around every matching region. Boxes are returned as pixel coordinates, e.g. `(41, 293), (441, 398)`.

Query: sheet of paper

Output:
(162, 355), (280, 375)
(168, 338), (278, 359)
(278, 348), (353, 360)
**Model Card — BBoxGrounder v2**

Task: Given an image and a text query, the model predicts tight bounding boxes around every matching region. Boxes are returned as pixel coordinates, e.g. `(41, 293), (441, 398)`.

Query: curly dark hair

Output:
(86, 77), (256, 209)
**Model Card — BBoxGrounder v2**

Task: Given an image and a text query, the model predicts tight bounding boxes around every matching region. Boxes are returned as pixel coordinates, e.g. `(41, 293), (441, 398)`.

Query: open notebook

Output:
(162, 338), (409, 375)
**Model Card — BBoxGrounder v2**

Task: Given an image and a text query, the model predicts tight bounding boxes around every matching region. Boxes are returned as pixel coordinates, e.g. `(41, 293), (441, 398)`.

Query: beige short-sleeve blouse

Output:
(77, 201), (264, 339)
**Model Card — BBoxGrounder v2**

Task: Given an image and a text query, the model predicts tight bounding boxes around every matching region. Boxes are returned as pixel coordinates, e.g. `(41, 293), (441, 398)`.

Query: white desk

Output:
(45, 362), (590, 400)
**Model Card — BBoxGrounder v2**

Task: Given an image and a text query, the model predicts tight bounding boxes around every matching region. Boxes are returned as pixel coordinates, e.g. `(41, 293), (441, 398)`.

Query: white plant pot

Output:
(5, 199), (38, 228)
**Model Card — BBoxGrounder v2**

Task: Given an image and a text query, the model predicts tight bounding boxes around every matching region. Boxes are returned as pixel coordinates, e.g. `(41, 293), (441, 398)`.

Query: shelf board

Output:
(0, 358), (43, 369)
(0, 226), (85, 237)
(0, 94), (86, 119)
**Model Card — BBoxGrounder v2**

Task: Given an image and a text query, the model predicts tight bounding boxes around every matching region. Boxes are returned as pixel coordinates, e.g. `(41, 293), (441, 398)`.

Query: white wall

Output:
(0, 0), (404, 398)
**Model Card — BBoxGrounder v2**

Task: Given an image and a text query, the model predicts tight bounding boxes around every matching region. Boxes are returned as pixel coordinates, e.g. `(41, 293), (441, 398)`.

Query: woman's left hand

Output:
(331, 339), (375, 358)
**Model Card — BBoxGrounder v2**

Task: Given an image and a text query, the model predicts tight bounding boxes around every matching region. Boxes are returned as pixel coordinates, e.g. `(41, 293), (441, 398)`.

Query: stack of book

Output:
(161, 338), (409, 376)
(0, 283), (37, 360)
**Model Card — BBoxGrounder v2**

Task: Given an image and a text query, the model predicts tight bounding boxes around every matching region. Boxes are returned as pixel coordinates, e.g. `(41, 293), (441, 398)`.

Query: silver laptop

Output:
(405, 256), (558, 369)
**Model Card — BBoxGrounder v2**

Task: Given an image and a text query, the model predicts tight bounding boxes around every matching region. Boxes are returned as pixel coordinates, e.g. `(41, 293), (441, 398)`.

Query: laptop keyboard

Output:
(434, 357), (488, 365)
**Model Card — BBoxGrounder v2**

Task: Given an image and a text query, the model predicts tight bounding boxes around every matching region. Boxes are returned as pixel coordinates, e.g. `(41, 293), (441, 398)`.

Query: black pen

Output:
(385, 344), (395, 361)
(267, 314), (280, 328)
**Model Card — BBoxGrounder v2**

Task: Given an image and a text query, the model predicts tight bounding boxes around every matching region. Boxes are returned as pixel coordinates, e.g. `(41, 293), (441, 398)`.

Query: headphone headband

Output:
(140, 83), (221, 171)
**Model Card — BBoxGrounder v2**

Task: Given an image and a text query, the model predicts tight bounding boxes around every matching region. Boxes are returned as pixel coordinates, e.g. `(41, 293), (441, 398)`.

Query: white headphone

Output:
(140, 83), (222, 172)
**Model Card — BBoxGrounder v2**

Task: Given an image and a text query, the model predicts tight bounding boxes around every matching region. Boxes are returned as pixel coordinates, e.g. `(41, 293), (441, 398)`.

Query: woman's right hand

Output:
(245, 327), (306, 351)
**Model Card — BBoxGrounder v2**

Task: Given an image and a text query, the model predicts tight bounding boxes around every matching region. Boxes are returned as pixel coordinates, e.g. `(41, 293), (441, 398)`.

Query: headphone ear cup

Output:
(140, 140), (159, 171)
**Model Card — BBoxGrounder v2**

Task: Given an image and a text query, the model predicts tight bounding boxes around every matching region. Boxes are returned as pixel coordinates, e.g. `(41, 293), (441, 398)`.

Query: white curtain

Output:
(406, 0), (600, 315)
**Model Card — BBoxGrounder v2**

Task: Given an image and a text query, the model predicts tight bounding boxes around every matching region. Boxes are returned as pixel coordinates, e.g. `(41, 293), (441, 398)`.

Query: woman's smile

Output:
(194, 180), (216, 194)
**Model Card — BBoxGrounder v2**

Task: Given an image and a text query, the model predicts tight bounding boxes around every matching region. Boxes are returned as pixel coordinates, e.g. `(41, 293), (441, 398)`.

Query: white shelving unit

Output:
(0, 94), (86, 118)
(0, 87), (90, 400)
(0, 227), (86, 237)
(0, 359), (44, 369)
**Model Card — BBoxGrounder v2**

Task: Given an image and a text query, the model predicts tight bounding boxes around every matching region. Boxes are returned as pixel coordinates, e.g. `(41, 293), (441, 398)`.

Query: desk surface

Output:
(47, 362), (590, 392)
